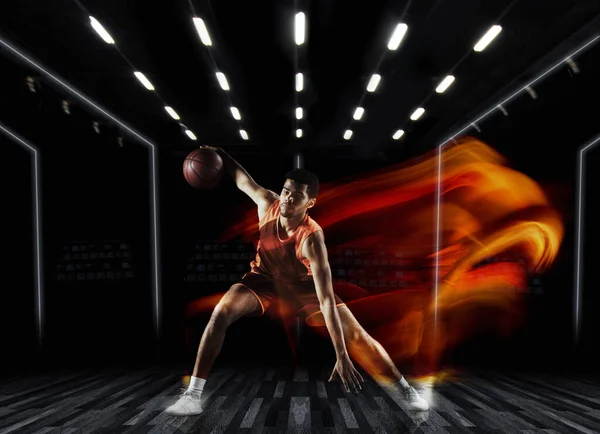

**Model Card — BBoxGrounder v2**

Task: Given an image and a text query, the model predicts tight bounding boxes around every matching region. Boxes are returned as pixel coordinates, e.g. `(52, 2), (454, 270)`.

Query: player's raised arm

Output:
(200, 145), (278, 208)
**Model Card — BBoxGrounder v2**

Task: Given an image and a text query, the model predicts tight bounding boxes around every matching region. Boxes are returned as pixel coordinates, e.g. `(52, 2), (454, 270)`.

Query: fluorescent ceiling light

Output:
(387, 23), (408, 50)
(296, 73), (303, 92)
(296, 107), (303, 119)
(474, 25), (502, 52)
(435, 75), (455, 93)
(90, 16), (115, 44)
(193, 17), (212, 46)
(410, 107), (425, 120)
(185, 130), (197, 140)
(353, 107), (364, 120)
(296, 129), (302, 138)
(216, 72), (230, 90)
(392, 129), (404, 140)
(295, 12), (305, 45)
(164, 106), (180, 120)
(343, 130), (353, 140)
(367, 74), (381, 92)
(240, 130), (249, 140)
(134, 72), (154, 90)
(230, 107), (241, 120)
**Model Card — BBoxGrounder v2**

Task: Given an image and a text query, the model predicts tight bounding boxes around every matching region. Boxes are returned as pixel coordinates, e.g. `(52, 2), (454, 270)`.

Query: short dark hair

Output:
(285, 169), (320, 198)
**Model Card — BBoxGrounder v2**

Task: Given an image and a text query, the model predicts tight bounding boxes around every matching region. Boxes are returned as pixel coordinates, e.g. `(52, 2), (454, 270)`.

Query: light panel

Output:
(216, 72), (230, 90)
(387, 23), (408, 50)
(353, 107), (364, 120)
(240, 129), (249, 140)
(230, 107), (241, 120)
(164, 106), (180, 120)
(343, 130), (353, 140)
(295, 12), (306, 45)
(393, 129), (405, 140)
(185, 130), (197, 140)
(134, 72), (155, 91)
(90, 16), (115, 44)
(474, 25), (502, 52)
(435, 75), (455, 93)
(296, 73), (303, 92)
(296, 128), (303, 138)
(296, 107), (303, 120)
(193, 17), (212, 46)
(410, 107), (425, 120)
(367, 74), (381, 92)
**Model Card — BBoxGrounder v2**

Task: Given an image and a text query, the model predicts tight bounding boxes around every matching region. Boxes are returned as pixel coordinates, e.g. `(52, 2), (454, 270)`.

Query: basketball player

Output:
(166, 146), (429, 415)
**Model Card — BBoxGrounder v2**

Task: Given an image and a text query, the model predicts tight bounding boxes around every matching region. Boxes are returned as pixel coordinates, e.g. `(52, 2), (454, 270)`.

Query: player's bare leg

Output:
(166, 285), (262, 416)
(333, 305), (429, 411)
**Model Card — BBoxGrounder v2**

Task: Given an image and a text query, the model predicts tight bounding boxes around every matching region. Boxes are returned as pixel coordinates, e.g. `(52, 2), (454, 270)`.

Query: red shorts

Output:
(238, 272), (346, 326)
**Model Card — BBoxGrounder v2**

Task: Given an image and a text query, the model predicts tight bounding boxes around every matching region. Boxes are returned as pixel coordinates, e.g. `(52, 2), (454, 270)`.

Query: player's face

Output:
(280, 180), (315, 217)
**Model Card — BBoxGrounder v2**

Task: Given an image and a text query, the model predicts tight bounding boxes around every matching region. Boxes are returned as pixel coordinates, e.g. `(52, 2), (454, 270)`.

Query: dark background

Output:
(1, 1), (600, 376)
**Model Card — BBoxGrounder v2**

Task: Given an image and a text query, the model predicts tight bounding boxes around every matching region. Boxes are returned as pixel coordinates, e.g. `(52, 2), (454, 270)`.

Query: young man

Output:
(166, 146), (429, 415)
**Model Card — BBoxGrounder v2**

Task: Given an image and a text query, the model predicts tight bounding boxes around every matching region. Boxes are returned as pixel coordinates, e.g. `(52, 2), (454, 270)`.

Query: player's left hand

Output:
(329, 355), (364, 393)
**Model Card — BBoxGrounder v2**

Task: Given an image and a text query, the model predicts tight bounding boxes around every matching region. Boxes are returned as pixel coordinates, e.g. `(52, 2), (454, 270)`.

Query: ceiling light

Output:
(393, 129), (404, 140)
(192, 17), (212, 46)
(296, 129), (303, 138)
(435, 75), (455, 93)
(387, 23), (408, 50)
(165, 106), (180, 120)
(367, 74), (381, 92)
(90, 16), (115, 44)
(240, 130), (249, 140)
(344, 130), (353, 140)
(185, 130), (197, 140)
(296, 73), (303, 92)
(353, 107), (364, 120)
(410, 108), (425, 120)
(216, 72), (230, 90)
(295, 12), (305, 45)
(134, 72), (154, 90)
(473, 25), (502, 52)
(296, 107), (303, 119)
(230, 107), (241, 120)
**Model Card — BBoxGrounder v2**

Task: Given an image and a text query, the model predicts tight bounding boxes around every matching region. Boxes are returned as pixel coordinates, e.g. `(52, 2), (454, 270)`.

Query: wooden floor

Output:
(1, 363), (600, 433)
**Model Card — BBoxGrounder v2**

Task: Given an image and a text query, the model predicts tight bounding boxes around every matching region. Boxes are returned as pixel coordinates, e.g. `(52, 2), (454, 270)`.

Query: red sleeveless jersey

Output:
(250, 199), (322, 282)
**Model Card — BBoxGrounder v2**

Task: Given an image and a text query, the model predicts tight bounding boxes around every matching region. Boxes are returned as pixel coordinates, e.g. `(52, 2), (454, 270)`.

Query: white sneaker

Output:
(165, 389), (203, 416)
(402, 386), (429, 411)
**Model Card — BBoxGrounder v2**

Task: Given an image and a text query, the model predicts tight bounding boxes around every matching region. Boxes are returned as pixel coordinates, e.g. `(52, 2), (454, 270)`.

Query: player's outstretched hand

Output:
(329, 355), (364, 393)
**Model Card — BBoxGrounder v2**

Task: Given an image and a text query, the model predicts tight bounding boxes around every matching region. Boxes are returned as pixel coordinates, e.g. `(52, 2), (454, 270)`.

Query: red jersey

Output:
(250, 199), (322, 282)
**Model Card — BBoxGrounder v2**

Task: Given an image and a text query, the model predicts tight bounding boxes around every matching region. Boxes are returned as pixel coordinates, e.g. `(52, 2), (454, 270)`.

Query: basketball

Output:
(183, 148), (225, 189)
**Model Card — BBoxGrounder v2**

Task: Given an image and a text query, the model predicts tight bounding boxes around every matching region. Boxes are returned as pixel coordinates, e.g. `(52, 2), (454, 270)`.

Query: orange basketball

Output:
(183, 148), (224, 189)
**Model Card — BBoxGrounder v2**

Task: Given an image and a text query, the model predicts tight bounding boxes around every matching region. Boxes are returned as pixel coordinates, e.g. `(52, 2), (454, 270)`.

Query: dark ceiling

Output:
(0, 0), (599, 159)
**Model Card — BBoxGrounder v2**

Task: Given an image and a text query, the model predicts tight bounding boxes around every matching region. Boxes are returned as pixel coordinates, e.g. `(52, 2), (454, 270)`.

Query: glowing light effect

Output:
(240, 129), (249, 140)
(0, 122), (44, 346)
(216, 72), (230, 90)
(367, 74), (381, 92)
(296, 107), (303, 120)
(344, 130), (353, 140)
(575, 134), (600, 342)
(204, 138), (562, 379)
(295, 12), (306, 45)
(387, 23), (408, 50)
(90, 16), (115, 44)
(193, 17), (212, 46)
(134, 72), (154, 90)
(435, 75), (455, 93)
(164, 106), (180, 120)
(410, 107), (425, 120)
(185, 130), (197, 140)
(296, 128), (303, 138)
(474, 25), (502, 52)
(0, 36), (164, 341)
(434, 34), (600, 345)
